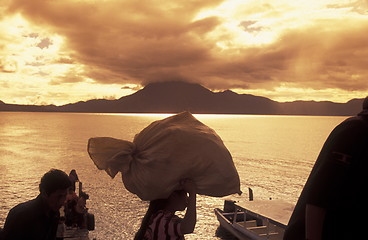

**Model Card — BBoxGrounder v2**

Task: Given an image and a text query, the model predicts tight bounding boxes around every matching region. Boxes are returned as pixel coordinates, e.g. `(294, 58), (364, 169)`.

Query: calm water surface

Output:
(0, 112), (347, 239)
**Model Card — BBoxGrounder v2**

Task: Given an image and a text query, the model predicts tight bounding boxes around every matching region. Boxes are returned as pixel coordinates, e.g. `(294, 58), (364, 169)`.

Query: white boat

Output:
(215, 199), (294, 240)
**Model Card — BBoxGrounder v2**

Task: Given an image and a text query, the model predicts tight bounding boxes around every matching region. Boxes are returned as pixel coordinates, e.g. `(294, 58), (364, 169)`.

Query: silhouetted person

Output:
(0, 169), (71, 240)
(134, 179), (197, 240)
(68, 169), (79, 192)
(65, 191), (89, 229)
(284, 96), (368, 240)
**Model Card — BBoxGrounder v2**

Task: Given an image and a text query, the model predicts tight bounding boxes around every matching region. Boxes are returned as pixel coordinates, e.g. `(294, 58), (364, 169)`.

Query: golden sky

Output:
(1, 0), (368, 105)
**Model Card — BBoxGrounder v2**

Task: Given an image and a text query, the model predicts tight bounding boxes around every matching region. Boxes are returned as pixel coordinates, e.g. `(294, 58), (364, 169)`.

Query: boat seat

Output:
(248, 225), (268, 234)
(237, 220), (257, 228)
(259, 232), (282, 240)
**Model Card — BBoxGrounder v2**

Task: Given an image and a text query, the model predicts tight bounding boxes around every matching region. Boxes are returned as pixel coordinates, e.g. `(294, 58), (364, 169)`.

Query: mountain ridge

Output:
(0, 81), (365, 116)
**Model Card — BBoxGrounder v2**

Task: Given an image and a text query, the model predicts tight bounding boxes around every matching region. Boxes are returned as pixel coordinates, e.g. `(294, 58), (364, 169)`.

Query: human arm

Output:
(180, 179), (197, 234)
(305, 204), (326, 240)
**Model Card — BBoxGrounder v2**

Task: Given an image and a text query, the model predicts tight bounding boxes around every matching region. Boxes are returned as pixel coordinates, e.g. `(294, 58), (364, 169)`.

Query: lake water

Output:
(0, 112), (347, 239)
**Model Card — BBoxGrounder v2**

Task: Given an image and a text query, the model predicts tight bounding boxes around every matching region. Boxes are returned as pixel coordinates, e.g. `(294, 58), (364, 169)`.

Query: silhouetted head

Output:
(359, 96), (368, 117)
(146, 190), (188, 213)
(167, 190), (188, 211)
(39, 169), (71, 212)
(69, 169), (79, 180)
(363, 96), (368, 110)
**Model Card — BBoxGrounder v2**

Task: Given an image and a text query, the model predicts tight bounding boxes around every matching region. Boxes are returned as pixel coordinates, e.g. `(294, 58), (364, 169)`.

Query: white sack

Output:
(88, 111), (241, 201)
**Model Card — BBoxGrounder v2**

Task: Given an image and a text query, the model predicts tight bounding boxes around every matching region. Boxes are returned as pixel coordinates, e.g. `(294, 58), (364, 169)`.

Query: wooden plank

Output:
(237, 220), (258, 228)
(248, 226), (268, 235)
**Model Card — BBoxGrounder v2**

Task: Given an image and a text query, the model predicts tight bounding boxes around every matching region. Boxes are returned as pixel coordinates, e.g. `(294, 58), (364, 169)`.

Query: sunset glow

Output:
(1, 0), (367, 105)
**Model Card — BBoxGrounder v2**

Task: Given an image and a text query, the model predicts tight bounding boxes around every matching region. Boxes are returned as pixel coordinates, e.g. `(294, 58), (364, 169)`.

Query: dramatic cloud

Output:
(1, 0), (367, 104)
(7, 0), (223, 83)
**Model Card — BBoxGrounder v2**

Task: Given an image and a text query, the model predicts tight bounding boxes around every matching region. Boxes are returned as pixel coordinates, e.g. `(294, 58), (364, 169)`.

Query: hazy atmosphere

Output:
(1, 0), (368, 105)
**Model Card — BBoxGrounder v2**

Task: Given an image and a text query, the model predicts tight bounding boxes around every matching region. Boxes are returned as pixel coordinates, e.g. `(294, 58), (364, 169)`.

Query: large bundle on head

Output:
(88, 112), (241, 201)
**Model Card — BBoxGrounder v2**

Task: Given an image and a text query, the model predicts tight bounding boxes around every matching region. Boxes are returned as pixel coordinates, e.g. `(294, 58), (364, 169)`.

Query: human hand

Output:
(180, 179), (197, 194)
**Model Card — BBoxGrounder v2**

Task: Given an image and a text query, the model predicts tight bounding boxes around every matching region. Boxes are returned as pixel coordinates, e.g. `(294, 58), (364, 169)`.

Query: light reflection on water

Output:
(0, 112), (346, 239)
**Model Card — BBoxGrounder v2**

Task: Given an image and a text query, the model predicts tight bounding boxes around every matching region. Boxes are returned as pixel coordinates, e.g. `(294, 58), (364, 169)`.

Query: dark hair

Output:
(39, 169), (72, 195)
(134, 198), (168, 240)
(69, 169), (78, 179)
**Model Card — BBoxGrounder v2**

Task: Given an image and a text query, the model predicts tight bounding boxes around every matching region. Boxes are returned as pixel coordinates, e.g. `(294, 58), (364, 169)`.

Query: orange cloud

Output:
(7, 0), (224, 83)
(3, 0), (368, 104)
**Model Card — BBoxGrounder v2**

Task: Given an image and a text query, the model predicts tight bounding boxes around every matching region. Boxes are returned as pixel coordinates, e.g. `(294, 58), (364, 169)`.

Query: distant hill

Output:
(0, 81), (365, 116)
(58, 82), (281, 114)
(0, 102), (58, 112)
